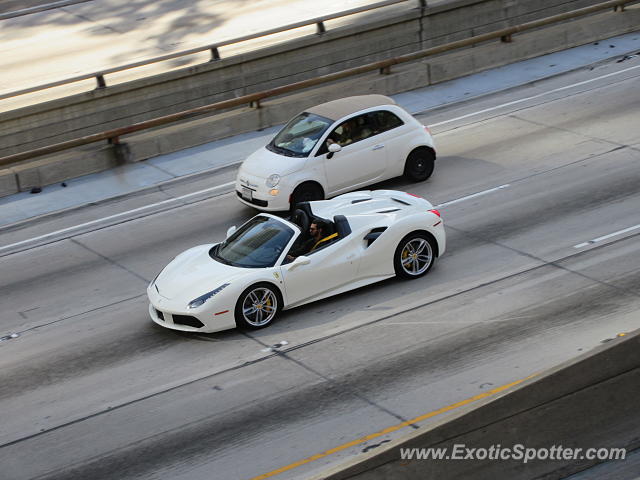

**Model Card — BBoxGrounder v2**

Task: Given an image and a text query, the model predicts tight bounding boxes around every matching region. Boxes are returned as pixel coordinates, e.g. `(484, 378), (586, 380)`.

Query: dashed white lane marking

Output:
(434, 184), (510, 208)
(2, 180), (508, 253)
(5, 64), (639, 254)
(430, 65), (640, 127)
(573, 224), (640, 248)
(0, 181), (236, 253)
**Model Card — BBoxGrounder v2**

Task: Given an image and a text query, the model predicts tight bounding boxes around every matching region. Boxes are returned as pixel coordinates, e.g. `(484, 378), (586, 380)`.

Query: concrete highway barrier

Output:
(310, 329), (640, 480)
(0, 0), (639, 196)
(1, 0), (630, 157)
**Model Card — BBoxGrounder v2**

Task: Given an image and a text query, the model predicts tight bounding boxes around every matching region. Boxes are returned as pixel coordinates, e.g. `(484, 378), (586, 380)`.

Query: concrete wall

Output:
(0, 0), (618, 158)
(311, 330), (640, 480)
(0, 1), (639, 196)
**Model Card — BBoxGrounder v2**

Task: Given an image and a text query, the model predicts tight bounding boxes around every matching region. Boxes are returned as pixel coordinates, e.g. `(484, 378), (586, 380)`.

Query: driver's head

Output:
(309, 222), (323, 238)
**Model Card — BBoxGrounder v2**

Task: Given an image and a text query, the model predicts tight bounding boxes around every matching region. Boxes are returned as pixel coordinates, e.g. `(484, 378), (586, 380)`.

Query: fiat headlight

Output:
(266, 174), (280, 188)
(188, 283), (230, 309)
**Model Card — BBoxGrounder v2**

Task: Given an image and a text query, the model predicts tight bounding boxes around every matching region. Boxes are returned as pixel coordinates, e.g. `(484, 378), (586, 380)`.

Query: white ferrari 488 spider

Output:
(147, 190), (445, 332)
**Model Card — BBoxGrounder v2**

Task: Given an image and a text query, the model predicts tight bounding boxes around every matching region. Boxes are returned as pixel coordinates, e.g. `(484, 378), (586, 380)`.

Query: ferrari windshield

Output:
(267, 112), (333, 157)
(211, 216), (295, 268)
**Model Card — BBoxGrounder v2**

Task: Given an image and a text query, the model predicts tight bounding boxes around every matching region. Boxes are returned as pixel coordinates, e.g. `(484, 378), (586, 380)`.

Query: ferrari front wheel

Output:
(235, 283), (281, 329)
(394, 232), (436, 279)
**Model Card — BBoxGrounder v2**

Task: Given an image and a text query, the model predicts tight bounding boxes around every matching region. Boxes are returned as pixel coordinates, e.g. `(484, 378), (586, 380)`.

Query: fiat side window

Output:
(369, 110), (404, 134)
(319, 114), (377, 154)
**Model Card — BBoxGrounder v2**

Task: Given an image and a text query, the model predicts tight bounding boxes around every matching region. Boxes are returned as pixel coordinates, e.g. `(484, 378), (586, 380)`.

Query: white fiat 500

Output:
(235, 95), (436, 211)
(148, 190), (445, 333)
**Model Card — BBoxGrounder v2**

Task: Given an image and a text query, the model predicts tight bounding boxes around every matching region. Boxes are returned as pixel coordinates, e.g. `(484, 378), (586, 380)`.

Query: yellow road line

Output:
(251, 374), (537, 480)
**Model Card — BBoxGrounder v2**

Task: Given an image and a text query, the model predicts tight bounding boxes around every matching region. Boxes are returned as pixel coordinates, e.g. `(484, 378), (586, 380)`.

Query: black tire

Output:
(235, 283), (282, 329)
(393, 232), (436, 279)
(403, 148), (435, 182)
(290, 182), (324, 210)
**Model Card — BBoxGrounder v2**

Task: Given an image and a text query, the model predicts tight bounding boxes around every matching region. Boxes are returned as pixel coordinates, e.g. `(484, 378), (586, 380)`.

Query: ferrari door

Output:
(279, 240), (359, 307)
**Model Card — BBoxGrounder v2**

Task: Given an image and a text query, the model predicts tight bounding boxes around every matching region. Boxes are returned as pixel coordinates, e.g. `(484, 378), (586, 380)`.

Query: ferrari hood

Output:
(154, 245), (245, 300)
(240, 147), (308, 178)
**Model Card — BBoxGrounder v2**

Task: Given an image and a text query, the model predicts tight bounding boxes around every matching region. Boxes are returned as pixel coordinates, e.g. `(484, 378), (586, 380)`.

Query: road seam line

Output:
(3, 228), (639, 449)
(243, 331), (421, 429)
(69, 238), (151, 284)
(250, 374), (537, 480)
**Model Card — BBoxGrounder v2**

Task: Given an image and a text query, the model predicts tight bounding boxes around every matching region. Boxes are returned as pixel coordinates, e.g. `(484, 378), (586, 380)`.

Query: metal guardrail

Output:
(0, 0), (413, 101)
(0, 0), (635, 168)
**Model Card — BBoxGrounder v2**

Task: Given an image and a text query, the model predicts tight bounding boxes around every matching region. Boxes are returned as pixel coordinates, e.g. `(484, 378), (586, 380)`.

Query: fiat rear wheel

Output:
(403, 148), (435, 182)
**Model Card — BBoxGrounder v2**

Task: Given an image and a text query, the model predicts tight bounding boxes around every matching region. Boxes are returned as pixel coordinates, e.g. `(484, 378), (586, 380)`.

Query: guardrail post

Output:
(501, 33), (513, 43)
(418, 0), (428, 7)
(95, 74), (106, 89)
(379, 66), (391, 75)
(316, 21), (326, 35)
(613, 3), (625, 11)
(108, 137), (132, 163)
(210, 47), (221, 61)
(250, 99), (261, 109)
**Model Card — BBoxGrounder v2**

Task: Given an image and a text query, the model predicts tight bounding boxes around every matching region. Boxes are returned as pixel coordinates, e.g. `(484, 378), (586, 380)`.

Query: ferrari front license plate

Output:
(242, 187), (253, 201)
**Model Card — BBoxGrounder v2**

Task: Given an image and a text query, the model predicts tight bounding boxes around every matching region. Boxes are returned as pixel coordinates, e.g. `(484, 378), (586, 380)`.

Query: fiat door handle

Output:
(372, 144), (385, 150)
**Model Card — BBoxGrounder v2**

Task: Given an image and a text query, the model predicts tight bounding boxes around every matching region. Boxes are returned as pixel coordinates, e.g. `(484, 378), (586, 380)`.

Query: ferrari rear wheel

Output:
(394, 232), (436, 279)
(235, 283), (281, 329)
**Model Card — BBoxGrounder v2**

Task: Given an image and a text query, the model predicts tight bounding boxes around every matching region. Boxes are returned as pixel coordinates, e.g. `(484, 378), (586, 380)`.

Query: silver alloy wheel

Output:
(400, 238), (433, 276)
(242, 287), (278, 327)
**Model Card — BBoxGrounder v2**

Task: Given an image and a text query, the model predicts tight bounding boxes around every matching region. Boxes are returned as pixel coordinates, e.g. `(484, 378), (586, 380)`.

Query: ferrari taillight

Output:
(429, 209), (441, 217)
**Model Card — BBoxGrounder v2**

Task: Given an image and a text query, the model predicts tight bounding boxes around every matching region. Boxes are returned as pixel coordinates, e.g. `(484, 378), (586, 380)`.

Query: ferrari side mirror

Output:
(286, 255), (311, 271)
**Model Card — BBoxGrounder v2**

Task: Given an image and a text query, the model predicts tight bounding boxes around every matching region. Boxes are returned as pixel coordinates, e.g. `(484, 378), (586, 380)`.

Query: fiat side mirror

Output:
(327, 142), (342, 159)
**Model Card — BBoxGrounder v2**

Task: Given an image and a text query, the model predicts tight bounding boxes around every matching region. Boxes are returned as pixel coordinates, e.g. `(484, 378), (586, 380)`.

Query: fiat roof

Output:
(306, 95), (396, 121)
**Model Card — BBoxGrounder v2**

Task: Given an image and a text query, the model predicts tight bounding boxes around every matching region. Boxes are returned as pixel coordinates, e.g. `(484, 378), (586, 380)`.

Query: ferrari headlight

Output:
(266, 174), (280, 188)
(188, 283), (230, 309)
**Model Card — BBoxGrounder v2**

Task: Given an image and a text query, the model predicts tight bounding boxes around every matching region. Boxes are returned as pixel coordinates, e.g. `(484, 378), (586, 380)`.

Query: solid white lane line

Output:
(430, 65), (640, 127)
(0, 181), (236, 252)
(7, 65), (639, 253)
(435, 184), (510, 208)
(573, 224), (640, 248)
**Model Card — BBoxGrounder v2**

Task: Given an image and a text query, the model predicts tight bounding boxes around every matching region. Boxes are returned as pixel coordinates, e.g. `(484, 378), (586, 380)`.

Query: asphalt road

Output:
(0, 59), (639, 480)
